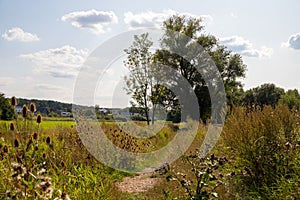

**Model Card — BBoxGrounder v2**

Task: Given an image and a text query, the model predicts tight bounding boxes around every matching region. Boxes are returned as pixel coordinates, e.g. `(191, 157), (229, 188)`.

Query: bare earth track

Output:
(115, 170), (162, 193)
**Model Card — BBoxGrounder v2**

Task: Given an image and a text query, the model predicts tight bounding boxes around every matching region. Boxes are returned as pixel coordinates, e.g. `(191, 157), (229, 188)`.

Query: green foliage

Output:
(124, 33), (154, 125)
(154, 15), (246, 122)
(242, 83), (284, 108)
(279, 89), (300, 110)
(0, 93), (14, 120)
(223, 105), (300, 198)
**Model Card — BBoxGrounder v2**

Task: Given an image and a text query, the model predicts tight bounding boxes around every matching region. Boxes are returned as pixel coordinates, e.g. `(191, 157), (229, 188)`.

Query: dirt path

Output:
(115, 170), (162, 193)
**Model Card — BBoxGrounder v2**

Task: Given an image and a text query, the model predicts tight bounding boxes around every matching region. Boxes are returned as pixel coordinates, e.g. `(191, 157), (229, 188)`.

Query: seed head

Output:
(32, 132), (38, 140)
(22, 105), (28, 118)
(11, 96), (17, 106)
(10, 123), (16, 131)
(30, 102), (36, 113)
(37, 114), (42, 124)
(46, 136), (51, 144)
(14, 139), (20, 148)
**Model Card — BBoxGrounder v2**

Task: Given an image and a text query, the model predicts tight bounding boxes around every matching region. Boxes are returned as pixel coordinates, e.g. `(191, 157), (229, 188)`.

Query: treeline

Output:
(18, 98), (72, 116)
(238, 83), (300, 110)
(0, 94), (73, 120)
(1, 83), (300, 121)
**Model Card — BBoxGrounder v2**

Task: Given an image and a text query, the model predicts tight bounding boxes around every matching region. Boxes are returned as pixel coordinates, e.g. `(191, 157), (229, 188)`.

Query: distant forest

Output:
(18, 98), (72, 116)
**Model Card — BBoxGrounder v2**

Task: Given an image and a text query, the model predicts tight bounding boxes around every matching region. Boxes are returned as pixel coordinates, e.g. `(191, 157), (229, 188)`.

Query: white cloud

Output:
(20, 45), (89, 78)
(124, 10), (213, 29)
(220, 36), (273, 58)
(282, 33), (300, 50)
(2, 27), (40, 42)
(61, 9), (118, 34)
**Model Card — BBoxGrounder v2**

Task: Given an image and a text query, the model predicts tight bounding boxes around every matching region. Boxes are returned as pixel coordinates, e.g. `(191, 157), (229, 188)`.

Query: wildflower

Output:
(30, 102), (36, 113)
(10, 122), (15, 131)
(11, 162), (27, 176)
(37, 168), (46, 176)
(36, 114), (42, 124)
(36, 176), (53, 199)
(11, 96), (17, 106)
(22, 105), (28, 118)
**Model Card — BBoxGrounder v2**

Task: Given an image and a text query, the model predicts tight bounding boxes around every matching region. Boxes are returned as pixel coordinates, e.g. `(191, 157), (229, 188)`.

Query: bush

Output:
(223, 105), (300, 198)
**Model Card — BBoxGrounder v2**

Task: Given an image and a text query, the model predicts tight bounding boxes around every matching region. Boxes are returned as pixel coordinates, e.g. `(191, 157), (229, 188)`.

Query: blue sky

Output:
(0, 0), (300, 107)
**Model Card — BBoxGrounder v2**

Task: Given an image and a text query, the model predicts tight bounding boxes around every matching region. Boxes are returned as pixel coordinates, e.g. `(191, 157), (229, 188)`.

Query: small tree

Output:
(124, 33), (165, 125)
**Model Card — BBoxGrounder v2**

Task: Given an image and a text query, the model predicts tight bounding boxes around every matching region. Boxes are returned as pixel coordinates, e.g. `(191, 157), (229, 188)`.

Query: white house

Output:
(15, 106), (22, 114)
(61, 111), (71, 117)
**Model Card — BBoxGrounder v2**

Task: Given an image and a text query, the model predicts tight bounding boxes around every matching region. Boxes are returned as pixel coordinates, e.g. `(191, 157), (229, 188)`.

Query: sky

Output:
(0, 0), (300, 107)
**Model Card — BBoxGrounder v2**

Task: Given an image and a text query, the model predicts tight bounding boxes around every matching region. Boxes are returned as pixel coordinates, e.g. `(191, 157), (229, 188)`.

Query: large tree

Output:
(154, 15), (247, 122)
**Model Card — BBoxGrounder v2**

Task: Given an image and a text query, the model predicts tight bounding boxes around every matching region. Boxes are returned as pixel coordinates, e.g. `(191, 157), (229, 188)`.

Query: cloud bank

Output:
(20, 45), (89, 78)
(220, 36), (273, 58)
(124, 10), (212, 29)
(2, 27), (40, 42)
(61, 9), (118, 34)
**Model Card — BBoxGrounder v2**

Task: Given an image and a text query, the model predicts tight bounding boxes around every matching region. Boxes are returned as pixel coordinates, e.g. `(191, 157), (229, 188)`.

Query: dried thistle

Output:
(11, 96), (17, 106)
(29, 102), (36, 113)
(10, 122), (16, 131)
(32, 132), (38, 140)
(36, 114), (42, 124)
(14, 138), (20, 148)
(22, 105), (28, 118)
(46, 136), (51, 144)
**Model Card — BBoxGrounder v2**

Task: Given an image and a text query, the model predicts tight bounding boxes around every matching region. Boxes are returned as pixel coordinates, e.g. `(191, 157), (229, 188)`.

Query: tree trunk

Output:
(151, 104), (157, 125)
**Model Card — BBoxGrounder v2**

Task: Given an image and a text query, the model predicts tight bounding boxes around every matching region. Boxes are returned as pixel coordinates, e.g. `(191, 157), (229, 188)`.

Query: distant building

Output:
(100, 108), (108, 115)
(15, 106), (22, 114)
(61, 111), (71, 117)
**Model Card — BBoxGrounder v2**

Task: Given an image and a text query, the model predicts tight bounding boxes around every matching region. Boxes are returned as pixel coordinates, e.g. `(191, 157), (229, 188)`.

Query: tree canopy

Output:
(0, 93), (14, 120)
(154, 15), (246, 122)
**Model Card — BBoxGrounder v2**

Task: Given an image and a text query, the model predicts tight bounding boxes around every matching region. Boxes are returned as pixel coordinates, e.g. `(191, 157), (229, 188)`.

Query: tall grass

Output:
(223, 104), (300, 198)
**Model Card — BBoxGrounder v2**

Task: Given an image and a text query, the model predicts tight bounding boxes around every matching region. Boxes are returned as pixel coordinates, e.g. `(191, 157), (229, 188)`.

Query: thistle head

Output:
(30, 102), (37, 113)
(14, 138), (20, 148)
(46, 136), (51, 144)
(11, 96), (17, 107)
(10, 123), (16, 131)
(32, 132), (38, 140)
(22, 105), (28, 119)
(37, 114), (42, 124)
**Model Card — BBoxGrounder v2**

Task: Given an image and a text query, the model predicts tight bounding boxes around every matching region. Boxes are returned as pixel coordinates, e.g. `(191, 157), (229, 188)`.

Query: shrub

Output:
(223, 105), (300, 198)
